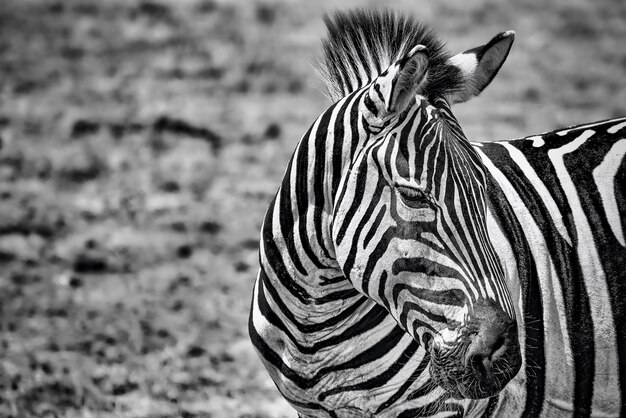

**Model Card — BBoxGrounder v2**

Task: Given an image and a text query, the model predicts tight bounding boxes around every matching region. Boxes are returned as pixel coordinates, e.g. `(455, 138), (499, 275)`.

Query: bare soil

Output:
(0, 0), (624, 417)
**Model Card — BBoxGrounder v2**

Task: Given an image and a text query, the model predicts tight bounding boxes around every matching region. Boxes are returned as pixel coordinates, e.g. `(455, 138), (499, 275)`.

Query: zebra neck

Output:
(259, 98), (369, 325)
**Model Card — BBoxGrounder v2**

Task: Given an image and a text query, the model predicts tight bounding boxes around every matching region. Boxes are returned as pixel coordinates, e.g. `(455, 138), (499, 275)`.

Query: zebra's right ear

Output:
(363, 44), (429, 125)
(448, 31), (515, 104)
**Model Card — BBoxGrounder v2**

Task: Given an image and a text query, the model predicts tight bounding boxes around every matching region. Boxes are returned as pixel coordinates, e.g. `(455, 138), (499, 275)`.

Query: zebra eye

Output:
(396, 185), (432, 209)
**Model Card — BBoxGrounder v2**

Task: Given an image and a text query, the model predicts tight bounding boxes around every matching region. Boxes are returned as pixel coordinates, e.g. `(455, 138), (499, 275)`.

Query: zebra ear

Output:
(448, 31), (515, 104)
(368, 45), (429, 116)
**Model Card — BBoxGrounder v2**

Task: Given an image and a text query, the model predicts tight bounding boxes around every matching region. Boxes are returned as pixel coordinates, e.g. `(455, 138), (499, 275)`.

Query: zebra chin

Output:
(427, 298), (522, 399)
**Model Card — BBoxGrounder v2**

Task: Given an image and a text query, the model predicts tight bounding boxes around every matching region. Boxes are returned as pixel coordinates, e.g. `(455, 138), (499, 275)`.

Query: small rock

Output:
(111, 380), (139, 396)
(0, 250), (15, 263)
(71, 119), (100, 138)
(169, 275), (191, 291)
(256, 3), (277, 25)
(11, 272), (41, 285)
(108, 122), (144, 138)
(239, 238), (259, 250)
(195, 0), (217, 13)
(68, 276), (83, 288)
(200, 220), (221, 234)
(170, 221), (187, 232)
(170, 299), (184, 312)
(234, 260), (250, 272)
(73, 252), (109, 273)
(159, 180), (180, 193)
(176, 244), (193, 259)
(264, 122), (281, 139)
(152, 116), (222, 152)
(136, 0), (171, 21)
(186, 345), (206, 358)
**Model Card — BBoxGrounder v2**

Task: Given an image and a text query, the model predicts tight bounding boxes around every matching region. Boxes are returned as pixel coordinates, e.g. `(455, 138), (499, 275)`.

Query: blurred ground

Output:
(0, 0), (624, 417)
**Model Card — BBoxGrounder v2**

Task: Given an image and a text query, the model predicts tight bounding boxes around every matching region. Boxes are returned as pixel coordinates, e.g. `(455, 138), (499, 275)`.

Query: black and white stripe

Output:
(477, 117), (626, 416)
(249, 8), (626, 417)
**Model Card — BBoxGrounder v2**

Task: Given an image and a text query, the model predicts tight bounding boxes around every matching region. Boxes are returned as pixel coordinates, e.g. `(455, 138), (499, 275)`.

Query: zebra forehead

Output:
(318, 9), (464, 102)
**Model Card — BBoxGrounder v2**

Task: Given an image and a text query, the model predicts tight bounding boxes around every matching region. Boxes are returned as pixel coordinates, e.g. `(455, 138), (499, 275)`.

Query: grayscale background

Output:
(0, 0), (624, 416)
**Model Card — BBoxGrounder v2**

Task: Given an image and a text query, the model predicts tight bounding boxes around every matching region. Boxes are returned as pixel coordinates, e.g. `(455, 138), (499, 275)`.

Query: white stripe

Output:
(435, 146), (480, 301)
(479, 149), (574, 414)
(548, 130), (621, 412)
(388, 122), (403, 183)
(406, 108), (422, 182)
(593, 139), (626, 247)
(419, 124), (438, 187)
(448, 149), (493, 285)
(500, 142), (572, 245)
(291, 125), (317, 278)
(607, 120), (626, 134)
(557, 119), (621, 136)
(484, 212), (527, 416)
(525, 135), (545, 147)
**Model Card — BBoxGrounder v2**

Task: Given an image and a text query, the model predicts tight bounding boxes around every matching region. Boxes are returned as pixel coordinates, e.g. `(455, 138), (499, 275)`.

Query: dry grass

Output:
(0, 0), (624, 417)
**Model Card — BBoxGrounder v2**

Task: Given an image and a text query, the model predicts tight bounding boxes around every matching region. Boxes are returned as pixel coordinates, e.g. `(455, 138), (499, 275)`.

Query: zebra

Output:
(249, 9), (626, 417)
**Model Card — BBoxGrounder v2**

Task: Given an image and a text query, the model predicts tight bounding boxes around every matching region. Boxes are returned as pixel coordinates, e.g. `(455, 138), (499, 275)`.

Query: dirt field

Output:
(0, 0), (624, 417)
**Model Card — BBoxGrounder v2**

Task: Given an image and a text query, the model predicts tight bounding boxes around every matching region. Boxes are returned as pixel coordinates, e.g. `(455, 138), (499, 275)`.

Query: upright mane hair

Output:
(319, 9), (463, 102)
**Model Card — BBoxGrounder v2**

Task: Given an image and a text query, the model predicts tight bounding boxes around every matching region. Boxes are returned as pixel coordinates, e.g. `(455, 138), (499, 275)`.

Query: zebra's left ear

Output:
(448, 31), (515, 104)
(366, 44), (429, 118)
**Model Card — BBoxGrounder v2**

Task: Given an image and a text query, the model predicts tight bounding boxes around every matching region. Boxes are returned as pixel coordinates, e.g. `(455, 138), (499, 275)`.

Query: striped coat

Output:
(249, 9), (626, 417)
(479, 118), (626, 416)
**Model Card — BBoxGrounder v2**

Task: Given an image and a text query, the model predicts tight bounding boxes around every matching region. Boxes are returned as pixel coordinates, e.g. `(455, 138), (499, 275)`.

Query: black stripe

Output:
(277, 157), (309, 276)
(318, 339), (420, 401)
(406, 378), (438, 400)
(392, 283), (467, 308)
(331, 96), (354, 195)
(373, 81), (385, 103)
(295, 116), (329, 270)
(256, 274), (388, 362)
(391, 257), (465, 282)
(259, 268), (369, 339)
(248, 309), (311, 388)
(481, 395), (500, 418)
(312, 106), (335, 262)
(263, 196), (312, 303)
(359, 228), (393, 293)
(399, 301), (445, 331)
(569, 129), (626, 415)
(614, 156), (626, 415)
(364, 92), (379, 117)
(397, 399), (464, 417)
(363, 202), (386, 249)
(313, 287), (360, 304)
(376, 348), (431, 413)
(350, 179), (384, 250)
(378, 270), (391, 312)
(482, 157), (546, 417)
(348, 92), (363, 159)
(334, 154), (370, 246)
(489, 139), (596, 416)
(320, 325), (407, 375)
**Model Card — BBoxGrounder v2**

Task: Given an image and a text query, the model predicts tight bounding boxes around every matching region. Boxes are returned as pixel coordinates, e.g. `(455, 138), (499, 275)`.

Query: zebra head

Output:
(331, 25), (521, 399)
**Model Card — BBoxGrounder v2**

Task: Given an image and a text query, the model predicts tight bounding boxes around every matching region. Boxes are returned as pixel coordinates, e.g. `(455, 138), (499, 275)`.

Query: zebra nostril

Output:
(469, 352), (494, 381)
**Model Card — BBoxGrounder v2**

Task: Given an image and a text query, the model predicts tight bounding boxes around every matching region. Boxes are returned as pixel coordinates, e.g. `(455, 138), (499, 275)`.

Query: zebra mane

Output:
(319, 9), (464, 102)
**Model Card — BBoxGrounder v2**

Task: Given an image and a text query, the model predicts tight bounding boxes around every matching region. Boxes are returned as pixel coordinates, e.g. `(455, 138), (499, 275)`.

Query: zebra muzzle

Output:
(430, 298), (522, 399)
